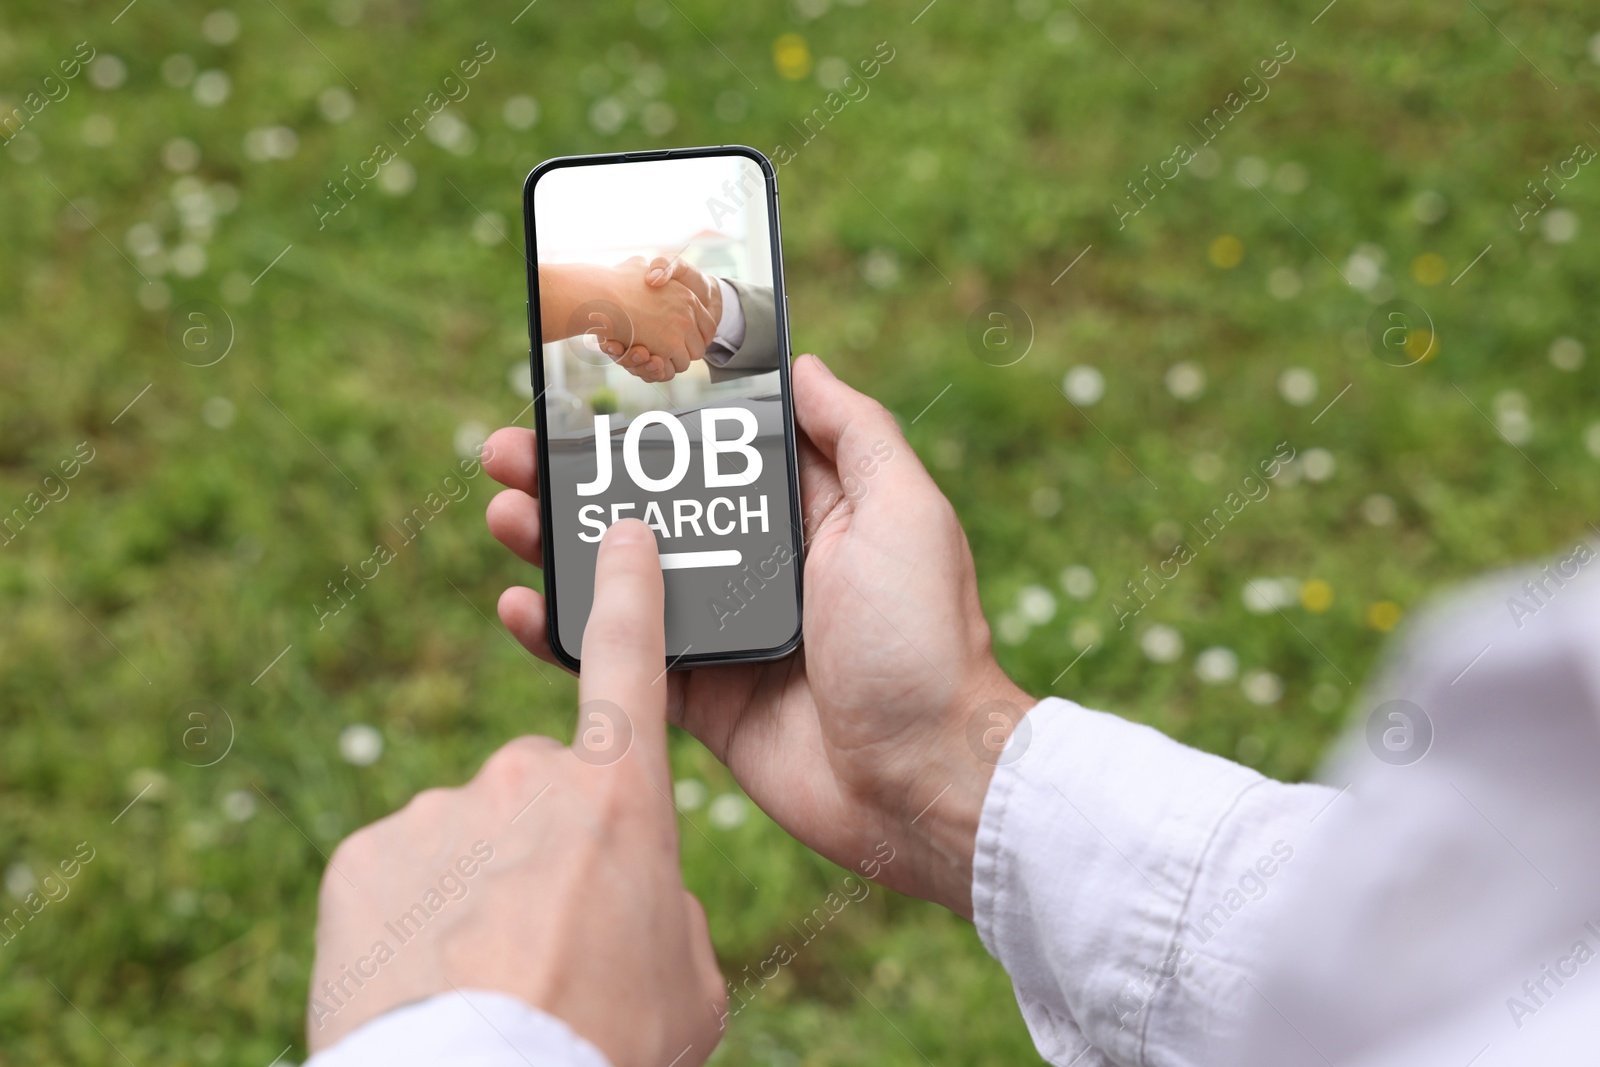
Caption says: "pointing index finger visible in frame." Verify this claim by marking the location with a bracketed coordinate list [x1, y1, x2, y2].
[576, 520, 673, 795]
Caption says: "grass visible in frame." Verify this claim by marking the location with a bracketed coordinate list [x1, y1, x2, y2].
[1, 0, 1598, 1062]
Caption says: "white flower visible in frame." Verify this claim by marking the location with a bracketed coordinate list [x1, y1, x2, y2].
[707, 793, 747, 829]
[1063, 365, 1105, 406]
[1017, 584, 1057, 625]
[1548, 337, 1584, 372]
[162, 54, 197, 87]
[201, 10, 242, 45]
[588, 97, 627, 135]
[163, 138, 201, 173]
[202, 397, 236, 429]
[454, 421, 490, 462]
[1060, 565, 1096, 600]
[1233, 156, 1270, 189]
[1189, 452, 1223, 483]
[1195, 647, 1238, 684]
[82, 115, 116, 146]
[125, 222, 162, 258]
[1344, 245, 1384, 291]
[1243, 578, 1293, 614]
[996, 613, 1029, 646]
[1278, 367, 1317, 406]
[641, 101, 677, 137]
[1267, 266, 1302, 300]
[222, 789, 257, 821]
[471, 211, 507, 247]
[860, 248, 899, 289]
[194, 70, 231, 107]
[1361, 494, 1397, 526]
[319, 87, 356, 123]
[5, 863, 37, 898]
[1030, 486, 1062, 517]
[1242, 670, 1283, 705]
[1542, 209, 1579, 244]
[673, 779, 707, 811]
[1070, 619, 1101, 649]
[244, 126, 299, 162]
[90, 55, 128, 90]
[1494, 391, 1532, 445]
[378, 159, 416, 196]
[339, 724, 384, 766]
[507, 361, 534, 399]
[503, 95, 540, 130]
[1141, 624, 1183, 664]
[171, 243, 207, 278]
[815, 56, 850, 90]
[426, 113, 474, 155]
[1165, 361, 1206, 401]
[1301, 448, 1336, 482]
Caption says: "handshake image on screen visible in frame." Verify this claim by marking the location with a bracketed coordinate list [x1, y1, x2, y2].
[538, 256, 778, 385]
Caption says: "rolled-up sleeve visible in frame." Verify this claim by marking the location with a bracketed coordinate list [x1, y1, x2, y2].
[973, 698, 1335, 1067]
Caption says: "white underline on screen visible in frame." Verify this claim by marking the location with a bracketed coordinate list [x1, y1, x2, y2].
[659, 550, 742, 570]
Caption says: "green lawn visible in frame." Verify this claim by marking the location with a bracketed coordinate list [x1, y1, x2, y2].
[2, 0, 1598, 1062]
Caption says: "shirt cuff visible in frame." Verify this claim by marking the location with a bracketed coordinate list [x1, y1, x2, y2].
[971, 697, 1333, 1067]
[305, 989, 613, 1067]
[704, 276, 745, 367]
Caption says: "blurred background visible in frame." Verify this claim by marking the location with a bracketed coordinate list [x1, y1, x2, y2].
[2, 0, 1598, 1063]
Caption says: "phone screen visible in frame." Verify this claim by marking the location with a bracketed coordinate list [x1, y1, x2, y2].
[524, 148, 802, 668]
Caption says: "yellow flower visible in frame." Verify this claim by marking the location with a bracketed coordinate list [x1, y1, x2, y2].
[1406, 326, 1439, 363]
[773, 33, 811, 81]
[1410, 252, 1447, 286]
[1300, 579, 1333, 612]
[1367, 600, 1403, 632]
[1208, 235, 1244, 269]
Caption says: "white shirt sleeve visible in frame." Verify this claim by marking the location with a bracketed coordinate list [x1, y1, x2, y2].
[972, 697, 1335, 1067]
[702, 276, 746, 368]
[304, 989, 612, 1067]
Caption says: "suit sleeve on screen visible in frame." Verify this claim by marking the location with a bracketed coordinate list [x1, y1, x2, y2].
[706, 279, 780, 383]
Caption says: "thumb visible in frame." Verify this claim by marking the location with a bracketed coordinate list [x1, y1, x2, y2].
[644, 256, 677, 286]
[576, 520, 672, 794]
[792, 354, 905, 469]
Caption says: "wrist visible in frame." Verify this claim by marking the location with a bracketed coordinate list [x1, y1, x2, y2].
[539, 263, 623, 343]
[877, 666, 1035, 918]
[706, 274, 725, 327]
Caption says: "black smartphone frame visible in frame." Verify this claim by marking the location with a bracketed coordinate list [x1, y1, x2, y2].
[520, 145, 805, 672]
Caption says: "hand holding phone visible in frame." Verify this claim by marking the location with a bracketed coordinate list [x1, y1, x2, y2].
[484, 355, 1033, 920]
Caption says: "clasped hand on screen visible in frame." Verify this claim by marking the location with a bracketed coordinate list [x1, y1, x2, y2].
[537, 256, 725, 384]
[309, 356, 1031, 1065]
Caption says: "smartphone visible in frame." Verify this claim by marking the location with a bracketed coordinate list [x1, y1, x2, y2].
[522, 146, 803, 671]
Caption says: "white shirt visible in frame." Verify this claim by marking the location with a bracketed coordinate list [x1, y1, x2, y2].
[305, 989, 609, 1067]
[701, 276, 746, 367]
[309, 545, 1600, 1066]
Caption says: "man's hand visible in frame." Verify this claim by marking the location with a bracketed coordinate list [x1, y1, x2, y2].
[538, 258, 716, 384]
[483, 356, 1032, 917]
[598, 257, 724, 383]
[642, 256, 722, 324]
[307, 521, 726, 1066]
